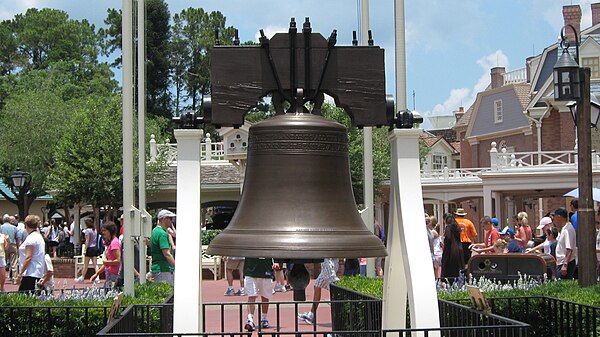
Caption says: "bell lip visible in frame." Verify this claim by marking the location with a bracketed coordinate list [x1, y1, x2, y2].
[206, 245, 388, 259]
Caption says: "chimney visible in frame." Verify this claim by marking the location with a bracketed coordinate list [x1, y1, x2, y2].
[526, 56, 535, 83]
[593, 3, 600, 26]
[454, 106, 465, 122]
[490, 67, 505, 89]
[563, 5, 581, 44]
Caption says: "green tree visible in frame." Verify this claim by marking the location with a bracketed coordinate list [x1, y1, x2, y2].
[171, 8, 236, 111]
[45, 94, 169, 213]
[0, 20, 21, 76]
[321, 103, 391, 205]
[144, 0, 172, 119]
[0, 7, 115, 217]
[101, 0, 173, 118]
[0, 71, 78, 217]
[46, 95, 124, 209]
[10, 8, 100, 72]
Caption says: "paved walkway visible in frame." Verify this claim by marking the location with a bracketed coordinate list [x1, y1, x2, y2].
[3, 277, 335, 334]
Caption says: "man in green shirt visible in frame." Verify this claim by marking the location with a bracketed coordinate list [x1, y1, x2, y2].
[243, 257, 278, 331]
[150, 209, 176, 285]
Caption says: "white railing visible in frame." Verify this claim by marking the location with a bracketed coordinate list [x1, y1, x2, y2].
[503, 67, 527, 85]
[496, 150, 577, 168]
[149, 134, 226, 165]
[421, 167, 488, 181]
[420, 142, 586, 182]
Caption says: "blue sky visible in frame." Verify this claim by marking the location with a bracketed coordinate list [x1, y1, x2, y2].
[0, 1, 592, 128]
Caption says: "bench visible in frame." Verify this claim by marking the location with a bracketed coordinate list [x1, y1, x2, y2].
[202, 245, 222, 280]
[76, 244, 222, 280]
[74, 244, 103, 278]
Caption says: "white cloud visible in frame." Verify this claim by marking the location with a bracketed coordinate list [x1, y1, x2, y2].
[473, 50, 509, 93]
[423, 50, 510, 119]
[0, 0, 43, 20]
[429, 88, 470, 116]
[405, 0, 486, 51]
[254, 25, 288, 43]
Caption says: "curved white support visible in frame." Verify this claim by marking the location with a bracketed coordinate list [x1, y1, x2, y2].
[383, 129, 440, 335]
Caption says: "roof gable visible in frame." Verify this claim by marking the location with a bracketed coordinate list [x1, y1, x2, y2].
[466, 84, 531, 138]
[430, 138, 457, 154]
[532, 46, 558, 93]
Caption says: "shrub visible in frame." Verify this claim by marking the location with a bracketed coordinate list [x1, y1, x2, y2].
[0, 282, 173, 337]
[202, 229, 223, 245]
[337, 275, 600, 306]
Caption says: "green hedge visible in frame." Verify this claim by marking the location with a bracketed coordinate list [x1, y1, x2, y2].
[202, 229, 222, 245]
[337, 276, 600, 306]
[0, 282, 173, 337]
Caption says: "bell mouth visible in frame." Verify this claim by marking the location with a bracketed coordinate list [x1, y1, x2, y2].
[207, 229, 387, 259]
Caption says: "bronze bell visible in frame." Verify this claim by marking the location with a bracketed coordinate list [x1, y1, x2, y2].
[207, 112, 387, 259]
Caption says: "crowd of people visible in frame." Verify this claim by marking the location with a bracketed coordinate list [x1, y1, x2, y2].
[0, 208, 179, 294]
[1, 204, 594, 331]
[427, 201, 590, 283]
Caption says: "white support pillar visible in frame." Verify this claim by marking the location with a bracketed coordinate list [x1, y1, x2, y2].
[383, 129, 440, 333]
[435, 202, 444, 222]
[173, 129, 203, 333]
[483, 186, 493, 219]
[493, 192, 502, 220]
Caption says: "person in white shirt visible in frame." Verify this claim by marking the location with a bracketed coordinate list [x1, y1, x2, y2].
[554, 207, 577, 279]
[17, 215, 46, 292]
[0, 232, 8, 291]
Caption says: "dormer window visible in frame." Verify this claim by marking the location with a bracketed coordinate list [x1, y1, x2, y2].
[494, 99, 503, 124]
[582, 57, 600, 79]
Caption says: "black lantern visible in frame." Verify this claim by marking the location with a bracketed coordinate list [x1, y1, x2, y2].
[553, 25, 581, 102]
[553, 51, 581, 101]
[566, 95, 600, 128]
[10, 168, 31, 189]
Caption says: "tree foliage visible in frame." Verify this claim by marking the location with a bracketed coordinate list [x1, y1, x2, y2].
[171, 8, 236, 112]
[7, 8, 100, 73]
[0, 9, 119, 216]
[321, 103, 391, 205]
[145, 0, 172, 119]
[46, 95, 123, 207]
[101, 0, 172, 119]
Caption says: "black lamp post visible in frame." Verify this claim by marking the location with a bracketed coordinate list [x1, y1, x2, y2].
[9, 168, 31, 220]
[553, 25, 596, 287]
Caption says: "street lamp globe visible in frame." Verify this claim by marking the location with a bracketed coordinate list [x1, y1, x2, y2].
[565, 95, 600, 127]
[10, 168, 31, 189]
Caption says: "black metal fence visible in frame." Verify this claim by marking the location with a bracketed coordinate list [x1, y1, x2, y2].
[97, 285, 600, 337]
[0, 305, 111, 336]
[453, 296, 600, 337]
[329, 284, 382, 335]
[98, 299, 350, 336]
[329, 284, 529, 337]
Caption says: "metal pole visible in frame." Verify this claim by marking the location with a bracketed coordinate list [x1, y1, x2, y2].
[122, 0, 135, 296]
[360, 0, 376, 278]
[137, 0, 147, 285]
[577, 67, 595, 287]
[394, 0, 407, 109]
